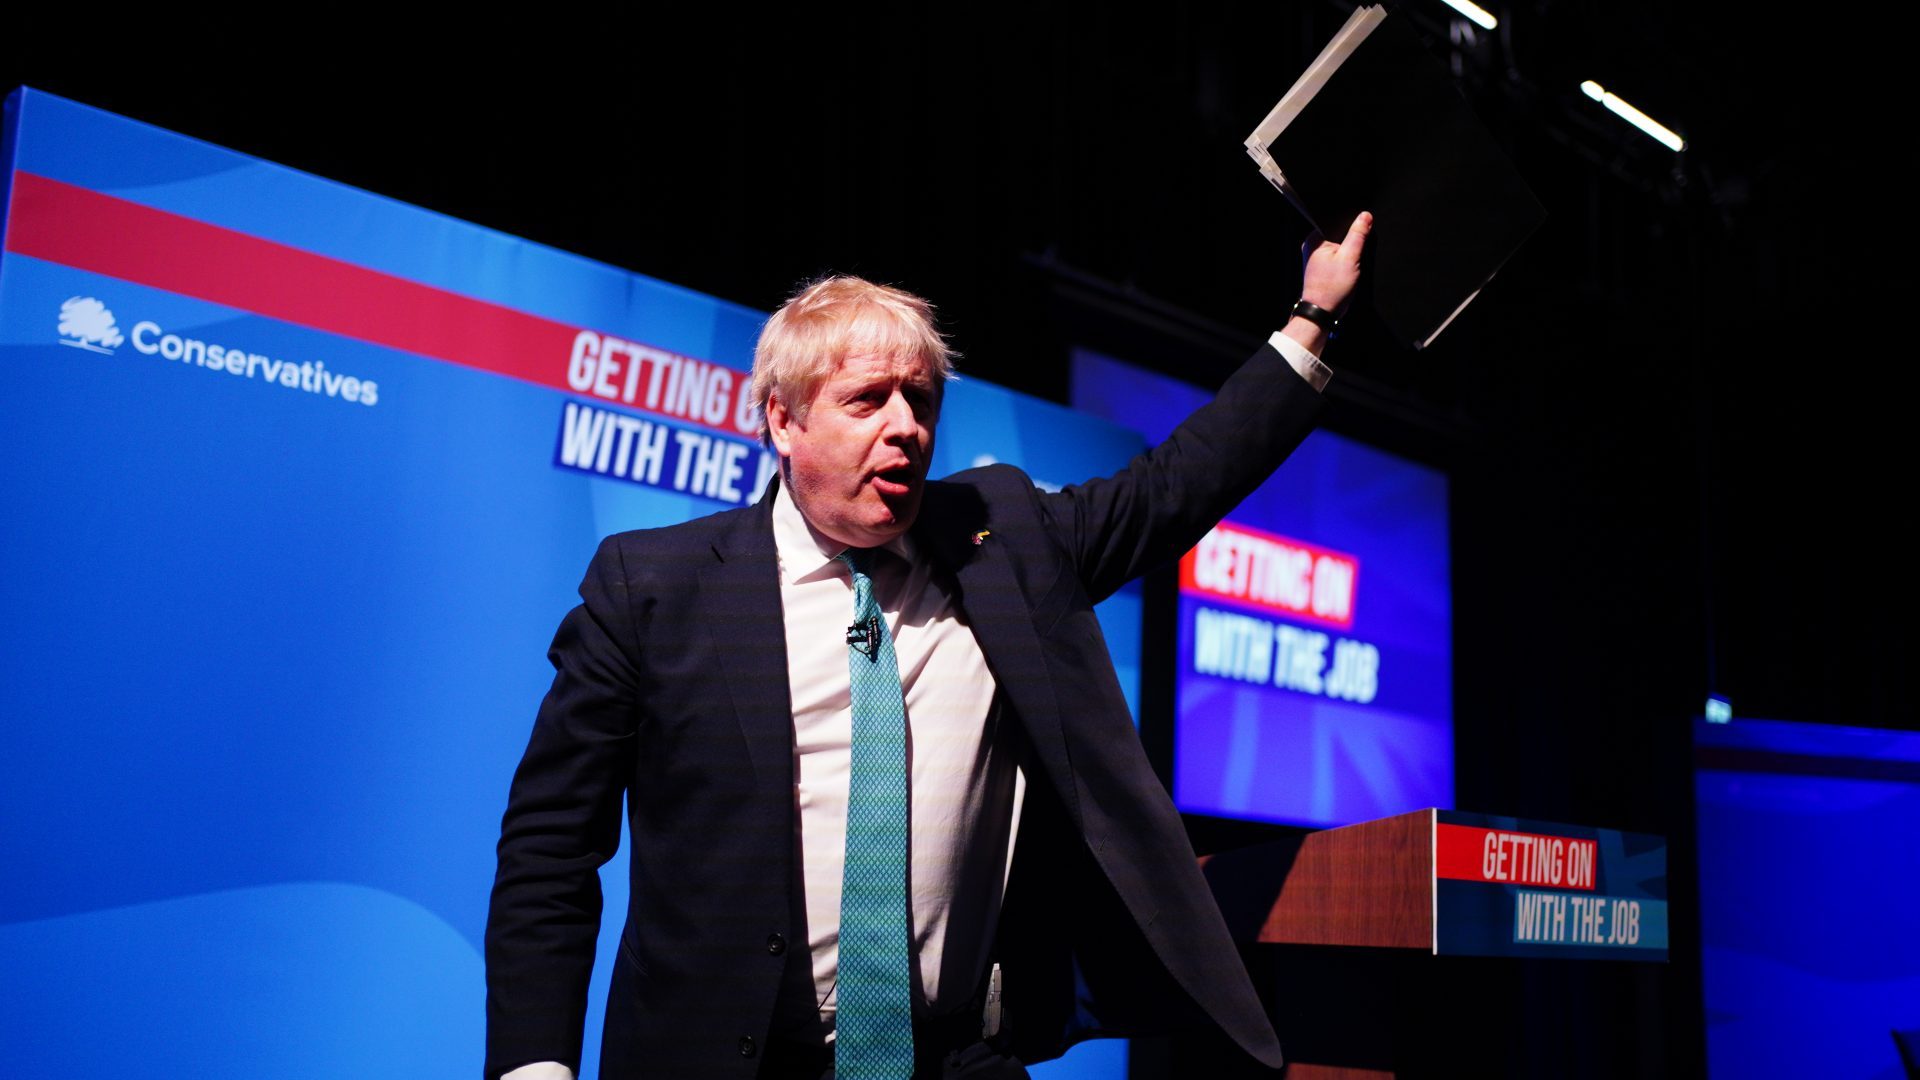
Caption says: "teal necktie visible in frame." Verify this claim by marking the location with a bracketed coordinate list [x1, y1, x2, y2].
[834, 547, 915, 1080]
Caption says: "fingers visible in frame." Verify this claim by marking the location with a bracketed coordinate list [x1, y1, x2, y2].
[1296, 211, 1372, 317]
[1341, 211, 1373, 257]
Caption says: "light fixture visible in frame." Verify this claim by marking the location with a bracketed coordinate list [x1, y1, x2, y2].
[1704, 695, 1732, 725]
[1581, 80, 1687, 152]
[1439, 0, 1497, 30]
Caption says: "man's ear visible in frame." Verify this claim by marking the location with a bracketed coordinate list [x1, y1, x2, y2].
[766, 392, 798, 458]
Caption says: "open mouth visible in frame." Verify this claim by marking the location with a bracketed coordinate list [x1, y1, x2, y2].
[873, 465, 917, 496]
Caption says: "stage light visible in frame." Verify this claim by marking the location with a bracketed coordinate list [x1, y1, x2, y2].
[1439, 0, 1497, 30]
[1704, 695, 1732, 725]
[1580, 81, 1687, 152]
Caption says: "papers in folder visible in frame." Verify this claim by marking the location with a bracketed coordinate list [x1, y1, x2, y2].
[1246, 5, 1546, 349]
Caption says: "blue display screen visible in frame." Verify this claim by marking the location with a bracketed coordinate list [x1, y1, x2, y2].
[1695, 717, 1920, 1079]
[1072, 348, 1453, 827]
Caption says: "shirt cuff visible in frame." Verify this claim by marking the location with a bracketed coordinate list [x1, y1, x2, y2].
[501, 1064, 575, 1080]
[1267, 329, 1332, 393]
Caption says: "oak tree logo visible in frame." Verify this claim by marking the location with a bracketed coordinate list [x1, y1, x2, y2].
[57, 296, 125, 354]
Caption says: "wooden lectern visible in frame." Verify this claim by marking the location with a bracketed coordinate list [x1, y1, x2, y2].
[1193, 809, 1668, 1078]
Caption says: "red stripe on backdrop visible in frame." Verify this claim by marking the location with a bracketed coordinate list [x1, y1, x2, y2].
[4, 171, 749, 436]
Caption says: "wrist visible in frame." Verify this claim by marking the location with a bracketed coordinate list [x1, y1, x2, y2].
[1281, 315, 1330, 356]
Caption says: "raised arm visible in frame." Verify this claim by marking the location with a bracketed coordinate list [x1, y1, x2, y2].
[1039, 212, 1371, 602]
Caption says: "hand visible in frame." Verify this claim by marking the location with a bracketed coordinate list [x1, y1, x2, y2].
[1299, 210, 1372, 315]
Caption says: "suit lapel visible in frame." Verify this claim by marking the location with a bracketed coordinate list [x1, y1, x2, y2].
[914, 483, 1080, 825]
[697, 481, 795, 794]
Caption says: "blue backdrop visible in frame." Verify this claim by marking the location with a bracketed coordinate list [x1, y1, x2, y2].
[0, 87, 1136, 1079]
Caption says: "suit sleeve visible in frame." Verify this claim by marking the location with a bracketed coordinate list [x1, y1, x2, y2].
[1038, 342, 1323, 603]
[484, 534, 641, 1079]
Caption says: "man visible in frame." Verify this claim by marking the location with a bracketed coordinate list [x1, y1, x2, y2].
[485, 212, 1371, 1080]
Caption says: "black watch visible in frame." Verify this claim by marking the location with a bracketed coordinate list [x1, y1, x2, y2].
[1290, 299, 1339, 332]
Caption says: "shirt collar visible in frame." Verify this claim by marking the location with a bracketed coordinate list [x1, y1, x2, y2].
[771, 480, 916, 586]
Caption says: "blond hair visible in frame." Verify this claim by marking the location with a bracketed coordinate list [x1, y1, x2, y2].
[750, 275, 955, 444]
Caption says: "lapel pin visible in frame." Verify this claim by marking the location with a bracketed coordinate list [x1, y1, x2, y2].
[971, 529, 992, 546]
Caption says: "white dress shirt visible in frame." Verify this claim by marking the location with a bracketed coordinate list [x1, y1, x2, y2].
[500, 331, 1325, 1080]
[770, 482, 1021, 1040]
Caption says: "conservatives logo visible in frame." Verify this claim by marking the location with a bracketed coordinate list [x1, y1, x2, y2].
[52, 295, 380, 407]
[57, 296, 125, 354]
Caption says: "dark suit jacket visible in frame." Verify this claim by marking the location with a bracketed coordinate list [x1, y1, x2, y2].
[485, 342, 1322, 1079]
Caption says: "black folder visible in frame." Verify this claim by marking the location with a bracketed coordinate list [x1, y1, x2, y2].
[1246, 6, 1546, 349]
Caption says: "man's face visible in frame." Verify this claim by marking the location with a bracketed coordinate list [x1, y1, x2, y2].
[767, 349, 939, 550]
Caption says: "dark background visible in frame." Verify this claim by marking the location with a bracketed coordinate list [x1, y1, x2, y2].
[7, 4, 1914, 1075]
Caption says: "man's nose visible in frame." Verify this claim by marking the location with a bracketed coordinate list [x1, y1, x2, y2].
[878, 391, 917, 441]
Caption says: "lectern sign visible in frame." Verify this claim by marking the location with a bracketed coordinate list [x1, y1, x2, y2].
[1432, 811, 1668, 960]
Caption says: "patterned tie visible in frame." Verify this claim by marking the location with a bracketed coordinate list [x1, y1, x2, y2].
[834, 547, 915, 1080]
